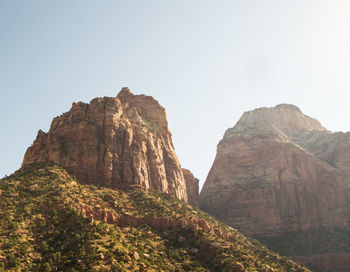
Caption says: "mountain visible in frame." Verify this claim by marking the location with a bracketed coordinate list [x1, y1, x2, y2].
[200, 104, 350, 272]
[0, 163, 309, 271]
[1, 90, 311, 271]
[22, 88, 196, 204]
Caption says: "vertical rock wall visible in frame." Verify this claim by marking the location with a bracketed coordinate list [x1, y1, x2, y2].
[22, 88, 189, 201]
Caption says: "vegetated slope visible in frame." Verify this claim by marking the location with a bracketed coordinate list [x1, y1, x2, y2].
[0, 163, 309, 272]
[200, 104, 350, 272]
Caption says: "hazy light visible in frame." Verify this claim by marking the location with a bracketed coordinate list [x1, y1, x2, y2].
[1, 1, 350, 189]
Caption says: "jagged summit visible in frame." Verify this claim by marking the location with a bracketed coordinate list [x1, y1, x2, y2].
[117, 86, 133, 98]
[22, 88, 197, 203]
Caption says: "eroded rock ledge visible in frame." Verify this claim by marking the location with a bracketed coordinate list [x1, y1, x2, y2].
[79, 203, 233, 241]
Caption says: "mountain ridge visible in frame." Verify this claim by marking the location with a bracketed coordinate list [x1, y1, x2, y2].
[2, 88, 344, 271]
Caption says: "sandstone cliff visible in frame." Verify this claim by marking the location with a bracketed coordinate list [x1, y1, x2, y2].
[22, 88, 190, 201]
[200, 104, 350, 271]
[182, 168, 199, 207]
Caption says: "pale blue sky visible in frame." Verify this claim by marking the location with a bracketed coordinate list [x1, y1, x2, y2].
[1, 1, 350, 189]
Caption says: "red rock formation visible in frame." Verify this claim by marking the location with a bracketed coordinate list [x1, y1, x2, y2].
[182, 168, 199, 207]
[200, 104, 350, 271]
[78, 203, 234, 241]
[22, 88, 188, 201]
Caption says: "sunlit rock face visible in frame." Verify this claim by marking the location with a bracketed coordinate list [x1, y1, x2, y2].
[200, 104, 350, 271]
[22, 88, 188, 201]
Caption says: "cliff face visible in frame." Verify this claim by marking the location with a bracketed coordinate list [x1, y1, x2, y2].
[22, 88, 189, 201]
[182, 168, 199, 207]
[200, 104, 350, 271]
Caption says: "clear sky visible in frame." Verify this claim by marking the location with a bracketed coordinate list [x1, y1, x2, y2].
[1, 1, 350, 189]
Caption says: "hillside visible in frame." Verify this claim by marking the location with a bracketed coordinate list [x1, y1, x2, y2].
[0, 163, 309, 272]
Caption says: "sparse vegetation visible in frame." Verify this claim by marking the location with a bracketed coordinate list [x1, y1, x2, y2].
[0, 163, 309, 271]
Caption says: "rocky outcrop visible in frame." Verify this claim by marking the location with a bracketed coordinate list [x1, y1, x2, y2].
[200, 104, 350, 271]
[79, 203, 233, 241]
[22, 88, 188, 201]
[182, 168, 199, 207]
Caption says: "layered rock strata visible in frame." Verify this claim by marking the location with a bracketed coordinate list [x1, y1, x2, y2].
[200, 104, 350, 271]
[22, 88, 189, 201]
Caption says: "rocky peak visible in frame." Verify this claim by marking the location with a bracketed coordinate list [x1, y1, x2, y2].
[229, 104, 326, 138]
[200, 104, 350, 272]
[117, 87, 133, 98]
[275, 103, 301, 112]
[201, 104, 348, 236]
[117, 89, 169, 133]
[22, 88, 191, 202]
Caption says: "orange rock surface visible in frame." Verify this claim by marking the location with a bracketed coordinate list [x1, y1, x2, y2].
[22, 88, 189, 201]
